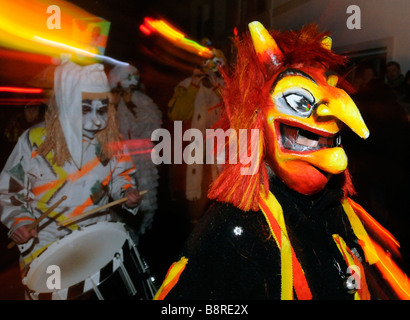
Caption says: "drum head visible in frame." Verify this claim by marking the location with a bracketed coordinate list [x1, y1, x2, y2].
[24, 222, 128, 293]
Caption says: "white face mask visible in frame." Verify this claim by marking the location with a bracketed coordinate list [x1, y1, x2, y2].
[82, 97, 109, 139]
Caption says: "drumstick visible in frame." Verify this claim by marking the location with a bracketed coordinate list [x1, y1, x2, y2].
[8, 195, 67, 249]
[58, 190, 147, 227]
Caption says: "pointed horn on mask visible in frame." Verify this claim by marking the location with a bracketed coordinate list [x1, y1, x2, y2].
[249, 21, 284, 73]
[321, 36, 332, 50]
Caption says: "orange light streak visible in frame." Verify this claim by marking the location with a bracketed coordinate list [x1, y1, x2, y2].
[32, 36, 129, 66]
[0, 0, 96, 55]
[0, 87, 43, 94]
[140, 17, 214, 59]
[108, 139, 153, 157]
[0, 48, 54, 65]
[139, 24, 152, 36]
[0, 0, 121, 65]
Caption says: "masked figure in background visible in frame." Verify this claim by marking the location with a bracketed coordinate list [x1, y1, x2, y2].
[167, 47, 225, 226]
[1, 100, 46, 169]
[109, 64, 162, 244]
[154, 22, 409, 300]
[0, 61, 142, 275]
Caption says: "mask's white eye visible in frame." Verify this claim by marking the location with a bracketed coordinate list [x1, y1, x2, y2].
[275, 88, 315, 117]
[284, 93, 313, 114]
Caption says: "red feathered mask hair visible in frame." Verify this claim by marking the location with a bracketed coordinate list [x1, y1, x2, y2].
[207, 24, 356, 212]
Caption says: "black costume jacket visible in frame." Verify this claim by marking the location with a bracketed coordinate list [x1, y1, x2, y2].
[164, 176, 397, 300]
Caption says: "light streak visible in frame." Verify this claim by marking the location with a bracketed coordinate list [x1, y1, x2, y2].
[33, 36, 129, 66]
[0, 0, 127, 66]
[0, 87, 43, 94]
[139, 24, 152, 36]
[140, 17, 214, 59]
[108, 139, 153, 157]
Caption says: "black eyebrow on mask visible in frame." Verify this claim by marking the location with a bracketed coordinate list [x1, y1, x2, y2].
[272, 68, 317, 89]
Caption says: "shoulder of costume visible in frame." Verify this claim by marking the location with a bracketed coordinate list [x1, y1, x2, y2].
[131, 90, 153, 103]
[178, 77, 194, 88]
[26, 122, 46, 148]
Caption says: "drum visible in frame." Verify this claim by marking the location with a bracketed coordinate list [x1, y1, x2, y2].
[22, 221, 157, 300]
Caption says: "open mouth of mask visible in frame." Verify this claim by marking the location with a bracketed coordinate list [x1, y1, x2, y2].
[280, 122, 341, 152]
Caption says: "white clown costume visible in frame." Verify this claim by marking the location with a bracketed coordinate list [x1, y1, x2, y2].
[109, 65, 162, 240]
[0, 61, 140, 272]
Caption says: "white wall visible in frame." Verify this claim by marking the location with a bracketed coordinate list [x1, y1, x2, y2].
[265, 0, 410, 74]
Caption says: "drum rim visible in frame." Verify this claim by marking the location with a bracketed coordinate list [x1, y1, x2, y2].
[23, 221, 129, 296]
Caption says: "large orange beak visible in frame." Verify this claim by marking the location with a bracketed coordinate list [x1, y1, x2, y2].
[316, 89, 369, 140]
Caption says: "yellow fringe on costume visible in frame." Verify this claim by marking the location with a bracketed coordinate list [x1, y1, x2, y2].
[153, 257, 188, 300]
[259, 191, 312, 300]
